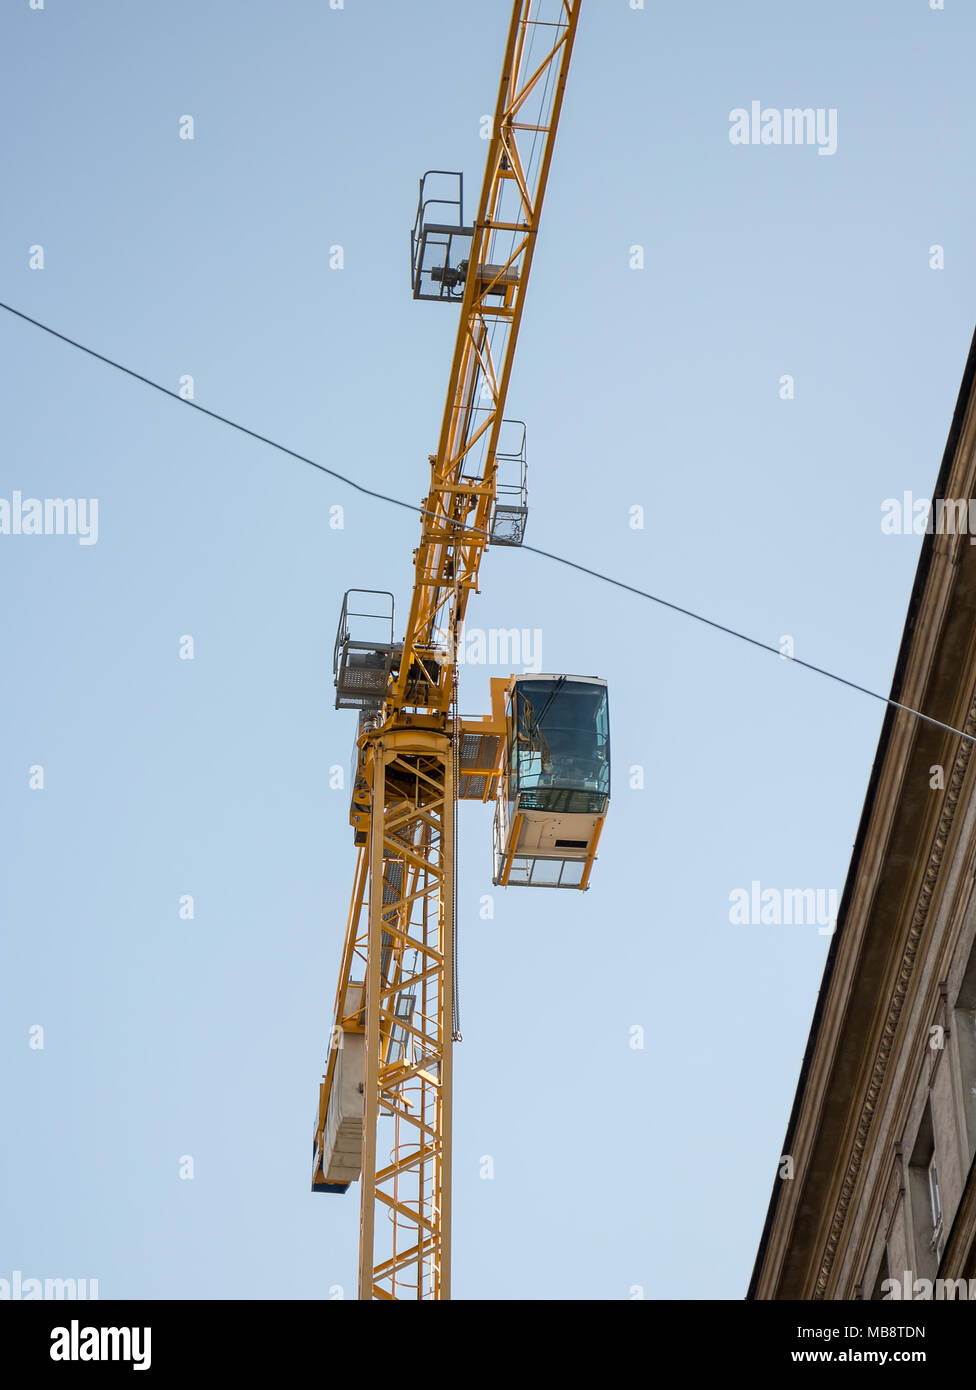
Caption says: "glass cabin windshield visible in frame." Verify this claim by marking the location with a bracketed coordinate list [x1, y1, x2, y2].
[513, 679, 609, 813]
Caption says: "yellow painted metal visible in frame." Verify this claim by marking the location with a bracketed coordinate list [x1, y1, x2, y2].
[391, 0, 584, 715]
[579, 815, 604, 892]
[453, 676, 509, 803]
[487, 675, 609, 889]
[500, 812, 522, 887]
[357, 731, 454, 1300]
[314, 0, 583, 1299]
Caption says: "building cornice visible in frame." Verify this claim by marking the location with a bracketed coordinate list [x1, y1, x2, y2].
[749, 326, 976, 1299]
[813, 692, 976, 1296]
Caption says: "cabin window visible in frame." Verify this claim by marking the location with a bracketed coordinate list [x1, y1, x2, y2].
[512, 678, 609, 813]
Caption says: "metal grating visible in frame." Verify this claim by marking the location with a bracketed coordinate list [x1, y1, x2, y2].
[490, 504, 527, 547]
[457, 774, 488, 800]
[459, 733, 500, 770]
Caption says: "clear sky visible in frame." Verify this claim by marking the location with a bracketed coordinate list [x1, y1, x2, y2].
[2, 0, 975, 1301]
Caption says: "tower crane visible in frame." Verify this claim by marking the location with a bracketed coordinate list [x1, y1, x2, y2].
[311, 0, 608, 1300]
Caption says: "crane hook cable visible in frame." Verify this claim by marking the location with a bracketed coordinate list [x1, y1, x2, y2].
[1, 297, 972, 749]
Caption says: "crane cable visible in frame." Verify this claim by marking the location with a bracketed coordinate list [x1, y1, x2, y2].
[449, 567, 462, 1043]
[1, 298, 974, 750]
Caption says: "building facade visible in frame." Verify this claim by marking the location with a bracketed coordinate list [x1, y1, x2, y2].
[750, 332, 976, 1300]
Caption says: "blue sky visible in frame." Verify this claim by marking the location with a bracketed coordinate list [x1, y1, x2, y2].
[2, 0, 975, 1300]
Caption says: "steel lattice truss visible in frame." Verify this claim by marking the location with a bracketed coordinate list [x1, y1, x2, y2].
[314, 0, 583, 1300]
[393, 0, 583, 715]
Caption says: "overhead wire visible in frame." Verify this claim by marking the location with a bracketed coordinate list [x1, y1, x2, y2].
[1, 296, 973, 748]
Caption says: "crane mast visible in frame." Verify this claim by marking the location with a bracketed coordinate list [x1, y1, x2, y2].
[312, 1, 585, 1301]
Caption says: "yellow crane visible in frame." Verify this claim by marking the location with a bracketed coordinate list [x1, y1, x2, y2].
[311, 0, 608, 1300]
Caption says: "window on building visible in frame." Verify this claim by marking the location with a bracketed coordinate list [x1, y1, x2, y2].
[954, 931, 976, 1161]
[927, 1154, 942, 1227]
[908, 1103, 943, 1278]
[927, 1155, 945, 1263]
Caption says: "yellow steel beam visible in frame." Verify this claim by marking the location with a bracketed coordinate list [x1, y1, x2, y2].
[391, 0, 583, 714]
[313, 1, 583, 1300]
[355, 730, 454, 1300]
